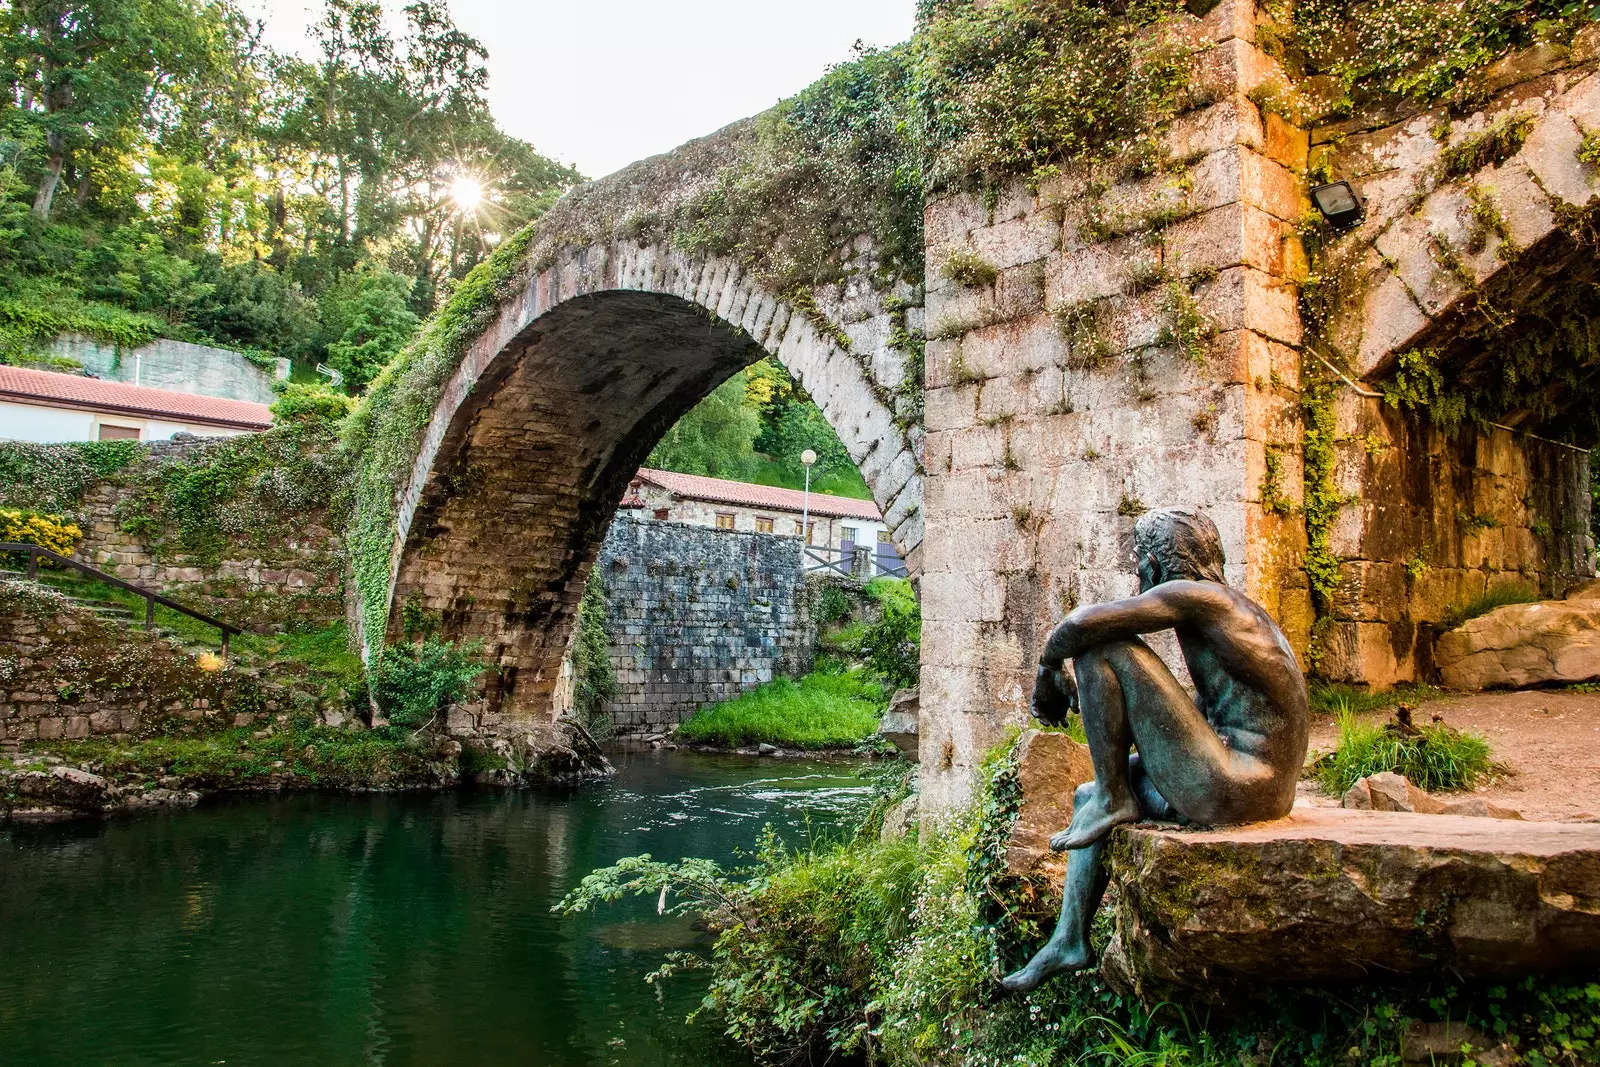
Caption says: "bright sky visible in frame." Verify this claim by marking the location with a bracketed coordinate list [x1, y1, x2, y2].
[245, 0, 918, 180]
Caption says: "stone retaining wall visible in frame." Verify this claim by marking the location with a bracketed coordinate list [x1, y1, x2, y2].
[0, 581, 268, 743]
[3, 433, 347, 632]
[595, 514, 814, 734]
[52, 335, 288, 405]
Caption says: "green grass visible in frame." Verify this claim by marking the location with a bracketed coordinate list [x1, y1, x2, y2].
[1308, 681, 1444, 717]
[676, 668, 886, 749]
[27, 725, 434, 791]
[1315, 710, 1494, 795]
[21, 566, 232, 651]
[1441, 581, 1540, 630]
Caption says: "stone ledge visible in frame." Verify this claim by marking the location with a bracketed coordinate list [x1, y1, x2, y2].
[1104, 807, 1600, 1000]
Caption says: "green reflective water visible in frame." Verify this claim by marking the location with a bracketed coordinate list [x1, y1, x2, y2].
[0, 747, 872, 1066]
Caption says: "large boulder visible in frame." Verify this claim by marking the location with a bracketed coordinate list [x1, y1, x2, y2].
[12, 765, 115, 812]
[877, 687, 920, 759]
[1005, 729, 1094, 879]
[1342, 772, 1523, 819]
[1102, 807, 1600, 1000]
[1435, 583, 1600, 689]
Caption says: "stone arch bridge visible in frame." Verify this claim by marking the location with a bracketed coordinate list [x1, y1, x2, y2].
[350, 124, 925, 722]
[349, 2, 1600, 811]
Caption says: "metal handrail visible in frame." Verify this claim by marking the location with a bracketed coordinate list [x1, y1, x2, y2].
[801, 544, 910, 580]
[0, 543, 241, 660]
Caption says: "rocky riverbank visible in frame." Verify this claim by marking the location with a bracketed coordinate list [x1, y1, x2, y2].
[1, 719, 612, 821]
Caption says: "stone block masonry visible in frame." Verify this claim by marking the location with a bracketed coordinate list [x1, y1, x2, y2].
[0, 580, 269, 743]
[0, 432, 348, 632]
[918, 0, 1312, 811]
[596, 514, 814, 734]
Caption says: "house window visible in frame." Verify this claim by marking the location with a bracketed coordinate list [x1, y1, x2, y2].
[98, 423, 140, 441]
[755, 517, 774, 534]
[715, 513, 736, 531]
[840, 526, 858, 545]
[654, 508, 670, 521]
[877, 530, 894, 543]
[797, 520, 816, 544]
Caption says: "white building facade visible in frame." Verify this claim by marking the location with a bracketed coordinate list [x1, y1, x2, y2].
[0, 365, 272, 444]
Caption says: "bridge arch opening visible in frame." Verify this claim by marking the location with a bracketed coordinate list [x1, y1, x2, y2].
[383, 277, 918, 723]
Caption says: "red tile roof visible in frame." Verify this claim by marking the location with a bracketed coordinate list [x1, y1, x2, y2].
[0, 365, 273, 431]
[636, 467, 883, 521]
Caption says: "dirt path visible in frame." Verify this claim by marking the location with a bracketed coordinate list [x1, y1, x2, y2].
[1306, 689, 1600, 822]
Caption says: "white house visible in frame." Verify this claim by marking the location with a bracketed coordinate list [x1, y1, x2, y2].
[0, 365, 272, 443]
[621, 467, 907, 578]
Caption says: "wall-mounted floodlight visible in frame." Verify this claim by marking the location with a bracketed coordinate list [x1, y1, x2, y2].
[1310, 181, 1365, 228]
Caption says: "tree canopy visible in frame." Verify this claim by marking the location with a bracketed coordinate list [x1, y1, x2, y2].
[646, 359, 873, 499]
[0, 0, 582, 379]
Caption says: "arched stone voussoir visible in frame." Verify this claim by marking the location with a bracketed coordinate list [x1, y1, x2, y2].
[366, 237, 922, 724]
[1332, 74, 1600, 379]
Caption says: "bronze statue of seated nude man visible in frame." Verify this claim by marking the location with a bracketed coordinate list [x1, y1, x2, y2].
[1000, 507, 1309, 993]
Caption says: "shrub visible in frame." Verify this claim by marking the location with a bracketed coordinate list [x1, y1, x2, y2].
[572, 568, 617, 738]
[555, 827, 924, 1063]
[323, 267, 422, 393]
[560, 734, 1597, 1067]
[941, 247, 998, 288]
[849, 577, 921, 691]
[369, 637, 486, 729]
[270, 382, 357, 426]
[0, 507, 83, 563]
[814, 582, 855, 626]
[1315, 708, 1494, 794]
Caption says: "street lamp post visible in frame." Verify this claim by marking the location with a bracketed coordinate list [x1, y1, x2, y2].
[800, 449, 817, 552]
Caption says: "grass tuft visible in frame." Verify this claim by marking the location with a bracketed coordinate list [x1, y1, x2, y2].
[1441, 582, 1540, 630]
[1315, 709, 1493, 795]
[1308, 681, 1443, 717]
[676, 667, 885, 749]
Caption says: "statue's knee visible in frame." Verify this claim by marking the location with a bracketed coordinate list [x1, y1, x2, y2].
[1074, 644, 1113, 673]
[1073, 782, 1096, 806]
[1076, 638, 1148, 672]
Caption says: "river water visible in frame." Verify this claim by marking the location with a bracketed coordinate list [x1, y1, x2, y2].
[0, 747, 873, 1066]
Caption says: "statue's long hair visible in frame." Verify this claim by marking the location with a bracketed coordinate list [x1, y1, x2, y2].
[1134, 507, 1226, 585]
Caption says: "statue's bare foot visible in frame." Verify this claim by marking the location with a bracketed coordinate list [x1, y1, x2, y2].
[1050, 787, 1139, 851]
[999, 938, 1092, 993]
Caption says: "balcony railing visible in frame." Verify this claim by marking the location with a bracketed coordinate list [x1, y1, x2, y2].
[801, 543, 908, 581]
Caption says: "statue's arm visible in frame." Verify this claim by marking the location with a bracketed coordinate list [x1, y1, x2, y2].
[1036, 584, 1203, 668]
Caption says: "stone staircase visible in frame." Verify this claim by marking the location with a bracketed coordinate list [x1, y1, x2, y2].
[0, 557, 238, 661]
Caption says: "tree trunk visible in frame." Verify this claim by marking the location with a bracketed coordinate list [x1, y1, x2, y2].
[72, 166, 92, 209]
[32, 152, 65, 220]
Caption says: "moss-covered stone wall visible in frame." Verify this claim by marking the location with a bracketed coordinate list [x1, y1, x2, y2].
[0, 430, 348, 631]
[0, 581, 271, 743]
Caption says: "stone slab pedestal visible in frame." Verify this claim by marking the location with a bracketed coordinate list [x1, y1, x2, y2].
[1005, 729, 1094, 881]
[1103, 807, 1600, 1000]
